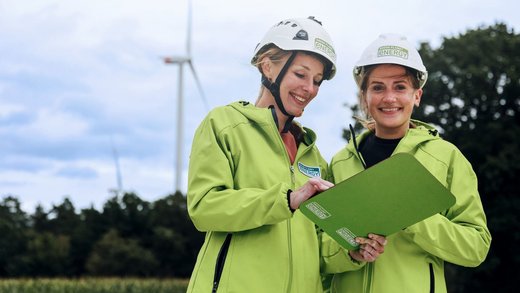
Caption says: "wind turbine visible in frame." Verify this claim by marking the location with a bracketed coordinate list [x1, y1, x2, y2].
[163, 0, 208, 193]
[110, 135, 123, 196]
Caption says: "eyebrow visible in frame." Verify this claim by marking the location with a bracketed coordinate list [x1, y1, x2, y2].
[369, 77, 409, 84]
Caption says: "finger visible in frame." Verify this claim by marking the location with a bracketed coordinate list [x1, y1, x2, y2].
[367, 235, 386, 253]
[321, 179, 334, 188]
[363, 243, 383, 258]
[312, 177, 334, 188]
[359, 245, 374, 257]
[366, 240, 384, 254]
[312, 183, 331, 192]
[356, 237, 377, 248]
[317, 178, 333, 187]
[368, 234, 388, 246]
[359, 248, 376, 262]
[349, 250, 361, 262]
[319, 183, 332, 191]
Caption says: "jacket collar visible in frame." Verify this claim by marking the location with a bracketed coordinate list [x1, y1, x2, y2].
[346, 119, 441, 155]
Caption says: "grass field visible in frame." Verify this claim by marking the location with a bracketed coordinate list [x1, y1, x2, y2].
[0, 278, 189, 293]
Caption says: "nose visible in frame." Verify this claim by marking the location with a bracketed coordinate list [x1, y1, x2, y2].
[382, 90, 397, 102]
[302, 77, 314, 93]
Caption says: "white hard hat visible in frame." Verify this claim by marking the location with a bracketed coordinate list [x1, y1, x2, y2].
[251, 16, 337, 80]
[353, 33, 428, 88]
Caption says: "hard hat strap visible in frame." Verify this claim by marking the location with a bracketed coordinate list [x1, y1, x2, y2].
[269, 106, 294, 133]
[261, 51, 297, 118]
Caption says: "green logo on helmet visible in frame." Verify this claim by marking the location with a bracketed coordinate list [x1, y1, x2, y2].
[315, 38, 336, 61]
[377, 46, 409, 59]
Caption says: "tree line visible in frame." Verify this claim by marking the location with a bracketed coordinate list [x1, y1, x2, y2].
[0, 191, 203, 278]
[416, 22, 519, 293]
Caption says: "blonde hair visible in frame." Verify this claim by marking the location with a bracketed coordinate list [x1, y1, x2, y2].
[252, 45, 292, 104]
[355, 64, 421, 130]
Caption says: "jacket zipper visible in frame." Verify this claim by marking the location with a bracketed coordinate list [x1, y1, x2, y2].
[286, 219, 293, 293]
[363, 262, 374, 293]
[212, 233, 232, 293]
[285, 166, 296, 293]
[270, 108, 301, 293]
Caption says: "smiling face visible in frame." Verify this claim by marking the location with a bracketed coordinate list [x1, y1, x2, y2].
[258, 51, 325, 121]
[363, 64, 422, 139]
[278, 52, 325, 117]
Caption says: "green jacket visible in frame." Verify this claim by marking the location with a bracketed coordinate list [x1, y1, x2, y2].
[187, 101, 329, 293]
[322, 120, 491, 293]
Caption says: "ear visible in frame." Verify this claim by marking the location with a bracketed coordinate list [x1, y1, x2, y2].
[260, 57, 273, 81]
[414, 89, 423, 107]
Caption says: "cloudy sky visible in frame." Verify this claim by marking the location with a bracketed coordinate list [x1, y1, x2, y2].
[1, 0, 519, 212]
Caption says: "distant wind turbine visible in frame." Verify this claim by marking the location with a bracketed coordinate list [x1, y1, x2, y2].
[163, 0, 208, 192]
[110, 135, 123, 196]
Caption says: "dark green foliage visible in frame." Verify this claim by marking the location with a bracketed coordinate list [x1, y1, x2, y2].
[85, 229, 159, 276]
[0, 196, 29, 276]
[148, 192, 204, 276]
[415, 23, 519, 292]
[0, 192, 203, 278]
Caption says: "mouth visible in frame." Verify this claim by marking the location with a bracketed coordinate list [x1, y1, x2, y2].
[291, 93, 307, 104]
[379, 107, 402, 113]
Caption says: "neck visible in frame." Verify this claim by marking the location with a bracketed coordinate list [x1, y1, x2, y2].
[256, 93, 288, 132]
[374, 126, 408, 139]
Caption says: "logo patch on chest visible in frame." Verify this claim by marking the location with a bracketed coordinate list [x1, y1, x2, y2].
[297, 162, 321, 178]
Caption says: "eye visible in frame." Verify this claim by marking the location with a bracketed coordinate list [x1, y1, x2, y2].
[395, 84, 408, 91]
[371, 84, 384, 91]
[295, 72, 305, 78]
[313, 79, 322, 86]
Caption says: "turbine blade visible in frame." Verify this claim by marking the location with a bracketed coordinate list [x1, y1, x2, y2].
[188, 60, 209, 110]
[186, 0, 192, 55]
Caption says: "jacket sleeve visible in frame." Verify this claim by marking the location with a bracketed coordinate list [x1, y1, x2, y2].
[320, 230, 365, 274]
[404, 150, 492, 267]
[187, 115, 293, 232]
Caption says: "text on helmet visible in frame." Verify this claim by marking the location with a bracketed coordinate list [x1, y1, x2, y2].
[377, 45, 408, 60]
[315, 38, 336, 61]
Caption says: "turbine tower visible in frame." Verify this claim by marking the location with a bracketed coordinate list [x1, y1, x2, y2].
[163, 0, 207, 192]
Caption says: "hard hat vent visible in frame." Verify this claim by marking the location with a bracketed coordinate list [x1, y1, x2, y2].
[294, 30, 309, 40]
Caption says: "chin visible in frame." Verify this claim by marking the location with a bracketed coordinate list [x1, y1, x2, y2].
[291, 110, 304, 117]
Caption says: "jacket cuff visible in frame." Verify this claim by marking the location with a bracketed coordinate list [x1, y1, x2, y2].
[286, 189, 295, 213]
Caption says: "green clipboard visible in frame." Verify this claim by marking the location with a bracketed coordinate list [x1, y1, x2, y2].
[300, 152, 456, 250]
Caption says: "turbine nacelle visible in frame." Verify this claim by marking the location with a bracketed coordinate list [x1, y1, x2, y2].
[163, 56, 191, 64]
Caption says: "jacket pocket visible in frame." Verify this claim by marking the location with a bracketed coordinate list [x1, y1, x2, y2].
[212, 233, 232, 293]
[429, 263, 435, 293]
